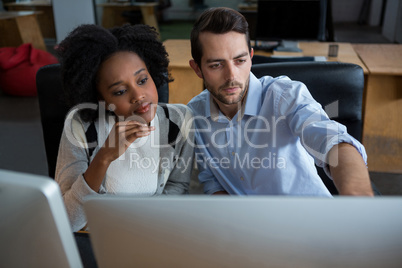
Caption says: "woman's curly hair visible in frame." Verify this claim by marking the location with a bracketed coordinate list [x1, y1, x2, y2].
[57, 24, 171, 121]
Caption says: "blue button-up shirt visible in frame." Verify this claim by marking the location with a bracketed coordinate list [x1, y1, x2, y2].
[187, 73, 367, 196]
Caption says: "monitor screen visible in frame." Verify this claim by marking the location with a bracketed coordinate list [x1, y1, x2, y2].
[255, 0, 325, 42]
[0, 169, 83, 268]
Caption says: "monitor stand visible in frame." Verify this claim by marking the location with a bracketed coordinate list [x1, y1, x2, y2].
[274, 40, 302, 52]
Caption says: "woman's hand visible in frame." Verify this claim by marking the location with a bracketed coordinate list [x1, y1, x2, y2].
[83, 120, 154, 192]
[100, 120, 155, 163]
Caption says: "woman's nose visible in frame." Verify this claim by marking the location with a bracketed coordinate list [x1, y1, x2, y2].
[129, 88, 145, 104]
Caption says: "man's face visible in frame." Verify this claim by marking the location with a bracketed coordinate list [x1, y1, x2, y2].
[190, 31, 253, 115]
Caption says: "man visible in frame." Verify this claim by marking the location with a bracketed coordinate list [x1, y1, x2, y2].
[187, 7, 373, 196]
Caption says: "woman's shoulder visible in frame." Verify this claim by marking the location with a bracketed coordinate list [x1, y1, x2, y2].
[64, 109, 98, 135]
[157, 103, 193, 122]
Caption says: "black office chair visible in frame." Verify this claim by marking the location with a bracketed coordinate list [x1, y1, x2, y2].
[251, 61, 380, 195]
[36, 63, 169, 179]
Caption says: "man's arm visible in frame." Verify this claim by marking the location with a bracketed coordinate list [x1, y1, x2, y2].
[328, 143, 374, 196]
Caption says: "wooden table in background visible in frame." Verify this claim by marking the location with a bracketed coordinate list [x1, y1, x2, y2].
[164, 40, 367, 104]
[164, 39, 203, 104]
[353, 44, 402, 173]
[257, 41, 368, 73]
[238, 2, 258, 11]
[0, 11, 46, 51]
[5, 1, 56, 39]
[97, 2, 159, 34]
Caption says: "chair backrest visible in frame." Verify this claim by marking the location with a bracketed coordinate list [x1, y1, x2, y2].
[36, 63, 169, 178]
[251, 61, 366, 194]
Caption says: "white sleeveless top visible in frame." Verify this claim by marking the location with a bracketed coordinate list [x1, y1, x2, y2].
[101, 115, 160, 195]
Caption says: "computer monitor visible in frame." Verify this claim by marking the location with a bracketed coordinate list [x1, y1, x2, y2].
[0, 169, 83, 268]
[255, 0, 327, 51]
[84, 195, 402, 267]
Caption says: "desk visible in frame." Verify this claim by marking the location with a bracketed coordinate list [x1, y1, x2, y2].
[5, 1, 56, 39]
[97, 2, 159, 34]
[353, 44, 402, 173]
[259, 42, 368, 73]
[238, 2, 257, 11]
[0, 11, 46, 51]
[164, 39, 203, 104]
[164, 40, 367, 104]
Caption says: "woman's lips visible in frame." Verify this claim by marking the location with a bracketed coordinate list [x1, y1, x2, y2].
[135, 102, 150, 114]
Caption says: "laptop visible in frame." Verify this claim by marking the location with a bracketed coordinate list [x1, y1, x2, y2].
[84, 195, 402, 268]
[0, 169, 83, 268]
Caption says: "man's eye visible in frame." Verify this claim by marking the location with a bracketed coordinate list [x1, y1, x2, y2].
[138, 77, 148, 85]
[236, 59, 246, 64]
[210, 63, 221, 69]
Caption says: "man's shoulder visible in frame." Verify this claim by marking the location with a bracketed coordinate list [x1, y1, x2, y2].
[187, 89, 208, 113]
[254, 73, 306, 98]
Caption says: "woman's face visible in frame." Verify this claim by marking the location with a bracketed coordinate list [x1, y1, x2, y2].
[97, 51, 158, 124]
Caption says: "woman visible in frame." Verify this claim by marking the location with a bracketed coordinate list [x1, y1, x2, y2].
[55, 24, 194, 231]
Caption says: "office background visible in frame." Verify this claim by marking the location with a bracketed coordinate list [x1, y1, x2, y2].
[0, 0, 401, 195]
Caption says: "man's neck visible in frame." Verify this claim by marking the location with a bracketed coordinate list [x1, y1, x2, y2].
[216, 102, 241, 120]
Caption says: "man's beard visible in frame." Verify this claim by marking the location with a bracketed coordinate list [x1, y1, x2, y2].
[204, 76, 249, 105]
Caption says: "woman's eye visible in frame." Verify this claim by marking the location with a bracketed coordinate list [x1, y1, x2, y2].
[138, 77, 148, 85]
[113, 89, 127, 96]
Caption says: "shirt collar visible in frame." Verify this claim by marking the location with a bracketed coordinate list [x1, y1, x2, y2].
[243, 72, 263, 117]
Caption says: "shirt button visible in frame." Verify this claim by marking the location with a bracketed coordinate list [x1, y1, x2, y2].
[160, 183, 164, 188]
[232, 152, 235, 156]
[240, 177, 244, 181]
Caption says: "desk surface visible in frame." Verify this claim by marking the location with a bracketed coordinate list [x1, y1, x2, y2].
[238, 2, 257, 11]
[255, 42, 368, 74]
[97, 2, 158, 7]
[0, 10, 42, 19]
[4, 1, 51, 7]
[166, 40, 368, 73]
[353, 44, 402, 75]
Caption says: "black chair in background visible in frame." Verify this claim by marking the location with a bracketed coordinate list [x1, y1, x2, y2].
[36, 63, 169, 179]
[251, 61, 380, 195]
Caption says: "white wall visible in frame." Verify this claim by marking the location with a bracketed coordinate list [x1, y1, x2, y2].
[325, 0, 383, 25]
[52, 0, 96, 43]
[331, 0, 365, 22]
